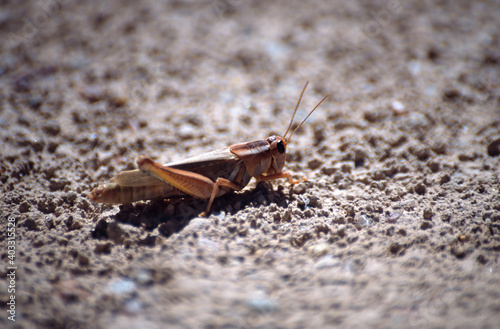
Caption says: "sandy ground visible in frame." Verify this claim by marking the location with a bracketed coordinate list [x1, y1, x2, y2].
[1, 0, 500, 328]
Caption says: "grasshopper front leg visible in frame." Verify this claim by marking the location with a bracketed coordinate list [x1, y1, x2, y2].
[137, 156, 245, 215]
[257, 172, 307, 185]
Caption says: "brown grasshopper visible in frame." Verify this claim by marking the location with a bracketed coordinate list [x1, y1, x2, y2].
[89, 82, 329, 215]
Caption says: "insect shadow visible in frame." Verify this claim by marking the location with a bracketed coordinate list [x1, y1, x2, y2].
[104, 181, 294, 239]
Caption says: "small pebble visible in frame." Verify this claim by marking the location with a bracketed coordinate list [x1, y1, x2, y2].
[427, 160, 440, 172]
[124, 299, 142, 315]
[322, 167, 337, 175]
[238, 226, 248, 236]
[420, 220, 433, 230]
[390, 100, 406, 115]
[95, 242, 113, 254]
[29, 96, 42, 109]
[176, 124, 195, 141]
[413, 182, 426, 195]
[42, 121, 61, 136]
[30, 139, 44, 152]
[46, 140, 61, 154]
[107, 222, 124, 244]
[423, 207, 433, 219]
[134, 269, 153, 285]
[308, 159, 323, 170]
[389, 242, 404, 255]
[451, 246, 467, 259]
[22, 218, 39, 231]
[49, 178, 69, 191]
[77, 253, 90, 266]
[309, 243, 332, 257]
[107, 278, 136, 295]
[308, 195, 320, 208]
[384, 211, 401, 223]
[19, 201, 30, 213]
[216, 254, 229, 265]
[32, 236, 47, 247]
[273, 212, 281, 222]
[282, 209, 291, 222]
[294, 183, 306, 195]
[247, 296, 279, 313]
[355, 213, 372, 227]
[340, 163, 352, 173]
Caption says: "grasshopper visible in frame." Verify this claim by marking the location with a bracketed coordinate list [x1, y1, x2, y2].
[89, 82, 329, 215]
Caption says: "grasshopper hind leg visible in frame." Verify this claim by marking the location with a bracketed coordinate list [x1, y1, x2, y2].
[137, 156, 246, 216]
[201, 177, 244, 216]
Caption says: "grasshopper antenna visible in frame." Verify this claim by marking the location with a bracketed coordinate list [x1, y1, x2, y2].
[283, 81, 309, 141]
[286, 91, 330, 144]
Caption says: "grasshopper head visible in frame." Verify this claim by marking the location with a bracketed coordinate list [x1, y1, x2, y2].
[268, 135, 287, 174]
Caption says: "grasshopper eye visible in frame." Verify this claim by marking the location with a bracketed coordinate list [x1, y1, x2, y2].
[277, 140, 285, 154]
